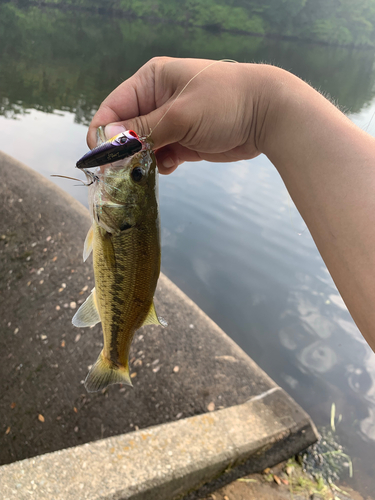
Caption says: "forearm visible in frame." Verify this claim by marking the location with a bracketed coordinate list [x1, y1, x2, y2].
[259, 65, 375, 352]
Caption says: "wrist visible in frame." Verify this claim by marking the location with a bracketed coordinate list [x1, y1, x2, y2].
[251, 65, 300, 158]
[253, 64, 361, 176]
[238, 63, 296, 160]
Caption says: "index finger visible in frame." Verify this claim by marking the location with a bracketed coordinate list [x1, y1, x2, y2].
[87, 58, 168, 149]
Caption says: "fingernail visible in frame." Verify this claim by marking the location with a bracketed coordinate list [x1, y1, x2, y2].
[104, 123, 125, 140]
[162, 157, 175, 169]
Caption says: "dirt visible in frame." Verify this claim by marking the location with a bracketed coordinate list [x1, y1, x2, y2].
[200, 462, 373, 500]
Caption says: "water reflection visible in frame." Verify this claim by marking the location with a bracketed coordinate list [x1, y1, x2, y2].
[347, 365, 372, 396]
[278, 273, 375, 449]
[2, 4, 375, 122]
[299, 341, 338, 374]
[0, 109, 88, 206]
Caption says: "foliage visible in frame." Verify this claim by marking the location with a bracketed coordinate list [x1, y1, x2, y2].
[292, 0, 375, 46]
[21, 0, 375, 47]
[1, 2, 375, 124]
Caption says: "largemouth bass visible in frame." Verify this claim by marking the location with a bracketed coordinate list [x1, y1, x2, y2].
[73, 127, 166, 392]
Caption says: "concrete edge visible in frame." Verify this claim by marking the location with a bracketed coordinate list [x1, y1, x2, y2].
[157, 273, 279, 390]
[0, 387, 318, 500]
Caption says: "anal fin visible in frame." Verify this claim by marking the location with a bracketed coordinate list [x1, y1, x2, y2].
[142, 301, 168, 327]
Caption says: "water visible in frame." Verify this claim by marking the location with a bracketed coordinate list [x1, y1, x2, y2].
[1, 3, 375, 496]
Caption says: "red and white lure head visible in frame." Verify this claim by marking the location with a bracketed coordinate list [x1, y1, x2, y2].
[110, 129, 139, 145]
[76, 129, 143, 169]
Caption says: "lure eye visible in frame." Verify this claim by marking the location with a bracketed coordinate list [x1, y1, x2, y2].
[118, 135, 127, 144]
[131, 167, 144, 183]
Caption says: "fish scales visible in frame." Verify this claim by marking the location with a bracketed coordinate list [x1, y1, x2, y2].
[72, 130, 166, 392]
[94, 220, 160, 367]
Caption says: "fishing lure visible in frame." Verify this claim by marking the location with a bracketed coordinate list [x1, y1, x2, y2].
[76, 130, 142, 169]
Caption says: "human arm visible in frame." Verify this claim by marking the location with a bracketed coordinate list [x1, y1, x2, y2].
[261, 66, 375, 353]
[88, 57, 375, 352]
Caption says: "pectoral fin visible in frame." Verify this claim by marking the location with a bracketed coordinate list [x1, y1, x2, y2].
[72, 288, 101, 327]
[83, 225, 94, 262]
[142, 301, 168, 327]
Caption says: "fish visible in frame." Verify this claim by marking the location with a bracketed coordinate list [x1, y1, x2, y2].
[73, 126, 166, 392]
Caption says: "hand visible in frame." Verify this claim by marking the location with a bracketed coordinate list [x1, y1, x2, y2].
[87, 57, 270, 174]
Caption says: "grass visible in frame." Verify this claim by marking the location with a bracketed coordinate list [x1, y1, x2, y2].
[275, 403, 354, 499]
[283, 457, 349, 499]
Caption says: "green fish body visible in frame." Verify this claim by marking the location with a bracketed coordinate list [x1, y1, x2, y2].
[73, 134, 166, 392]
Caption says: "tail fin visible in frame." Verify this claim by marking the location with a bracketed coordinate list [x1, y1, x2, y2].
[84, 351, 132, 392]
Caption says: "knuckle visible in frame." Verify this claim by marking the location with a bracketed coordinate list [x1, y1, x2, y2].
[131, 116, 151, 138]
[150, 56, 172, 68]
[151, 56, 175, 83]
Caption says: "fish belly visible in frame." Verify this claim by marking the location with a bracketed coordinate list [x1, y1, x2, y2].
[93, 222, 160, 368]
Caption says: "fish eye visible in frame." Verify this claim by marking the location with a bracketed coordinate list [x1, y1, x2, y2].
[131, 167, 144, 183]
[118, 135, 127, 144]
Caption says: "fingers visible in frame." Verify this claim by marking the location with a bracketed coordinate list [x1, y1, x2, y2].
[155, 144, 202, 174]
[87, 105, 121, 148]
[90, 94, 191, 153]
[155, 147, 180, 175]
[87, 56, 209, 151]
[87, 61, 152, 148]
[88, 57, 176, 149]
[88, 94, 186, 152]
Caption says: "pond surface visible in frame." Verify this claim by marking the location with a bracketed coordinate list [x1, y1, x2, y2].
[1, 4, 375, 496]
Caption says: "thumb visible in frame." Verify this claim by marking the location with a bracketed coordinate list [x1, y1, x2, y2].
[102, 121, 183, 174]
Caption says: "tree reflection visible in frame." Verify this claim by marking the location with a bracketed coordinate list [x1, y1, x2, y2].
[1, 4, 375, 124]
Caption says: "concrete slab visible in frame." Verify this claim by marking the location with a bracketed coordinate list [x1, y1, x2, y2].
[0, 151, 318, 499]
[0, 389, 317, 500]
